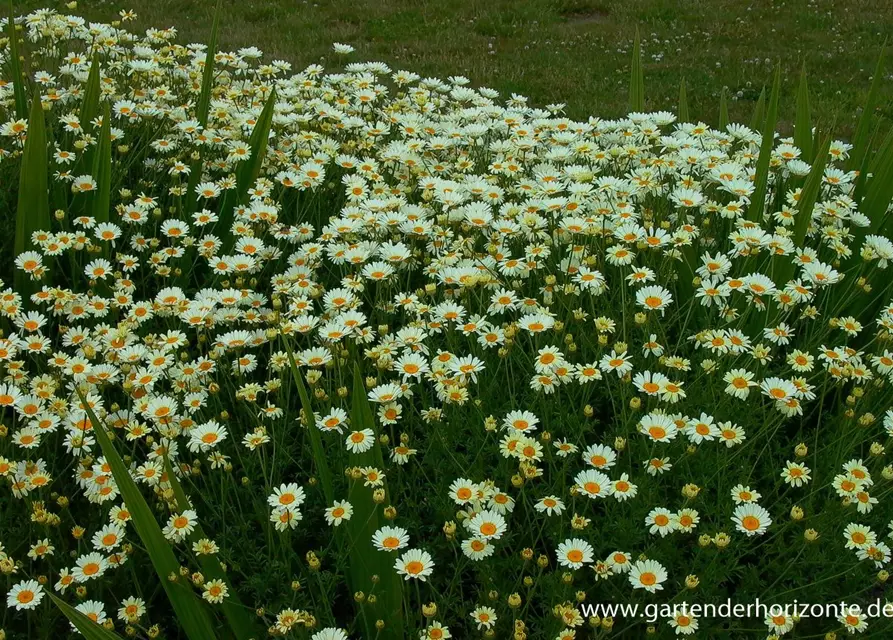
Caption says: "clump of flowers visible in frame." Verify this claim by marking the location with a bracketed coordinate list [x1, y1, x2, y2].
[2, 7, 893, 639]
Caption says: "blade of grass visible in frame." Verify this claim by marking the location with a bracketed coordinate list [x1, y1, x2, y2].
[282, 336, 335, 503]
[678, 79, 689, 123]
[794, 63, 812, 161]
[74, 389, 221, 640]
[746, 66, 781, 222]
[218, 87, 277, 251]
[183, 0, 222, 220]
[628, 28, 644, 113]
[14, 88, 50, 305]
[49, 594, 125, 640]
[790, 133, 831, 250]
[79, 55, 102, 134]
[847, 44, 886, 174]
[843, 130, 893, 320]
[844, 129, 893, 281]
[91, 101, 112, 227]
[345, 365, 403, 639]
[77, 54, 102, 172]
[6, 1, 27, 119]
[162, 456, 262, 640]
[718, 87, 729, 130]
[750, 85, 767, 132]
[869, 135, 893, 236]
[236, 87, 277, 196]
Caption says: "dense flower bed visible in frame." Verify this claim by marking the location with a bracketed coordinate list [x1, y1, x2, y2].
[2, 7, 893, 640]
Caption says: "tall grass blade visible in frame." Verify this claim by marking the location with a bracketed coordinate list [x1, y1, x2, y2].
[750, 85, 766, 131]
[678, 79, 689, 123]
[282, 337, 335, 503]
[794, 63, 812, 161]
[14, 88, 50, 303]
[236, 87, 277, 195]
[345, 365, 403, 639]
[746, 67, 781, 222]
[844, 129, 893, 277]
[79, 55, 102, 132]
[91, 101, 112, 226]
[76, 54, 102, 172]
[629, 28, 644, 112]
[718, 87, 729, 129]
[6, 1, 28, 119]
[162, 457, 261, 640]
[847, 44, 886, 174]
[791, 133, 831, 249]
[183, 0, 222, 220]
[869, 135, 893, 235]
[49, 594, 125, 640]
[196, 0, 221, 128]
[74, 390, 221, 640]
[218, 87, 277, 250]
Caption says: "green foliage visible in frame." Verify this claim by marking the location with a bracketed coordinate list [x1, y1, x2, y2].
[283, 337, 335, 503]
[677, 79, 689, 123]
[75, 390, 222, 640]
[50, 595, 126, 640]
[218, 87, 277, 251]
[628, 27, 644, 112]
[718, 87, 729, 130]
[791, 133, 831, 249]
[345, 366, 404, 638]
[183, 0, 222, 221]
[750, 85, 766, 131]
[847, 44, 887, 175]
[794, 64, 812, 161]
[91, 101, 112, 226]
[6, 0, 27, 119]
[79, 55, 102, 134]
[13, 88, 49, 301]
[162, 457, 263, 640]
[5, 5, 893, 640]
[747, 67, 781, 222]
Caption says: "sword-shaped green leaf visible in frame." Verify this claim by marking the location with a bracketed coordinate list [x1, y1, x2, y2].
[91, 101, 112, 226]
[844, 129, 893, 276]
[791, 133, 831, 249]
[718, 87, 729, 130]
[14, 88, 50, 303]
[74, 389, 221, 640]
[6, 1, 27, 119]
[49, 594, 125, 640]
[282, 336, 334, 503]
[345, 364, 403, 639]
[76, 54, 102, 174]
[678, 79, 689, 123]
[794, 63, 812, 161]
[217, 87, 277, 251]
[868, 134, 893, 235]
[629, 28, 644, 113]
[79, 55, 102, 130]
[747, 66, 781, 222]
[162, 456, 262, 640]
[750, 85, 766, 131]
[183, 0, 222, 220]
[847, 44, 886, 174]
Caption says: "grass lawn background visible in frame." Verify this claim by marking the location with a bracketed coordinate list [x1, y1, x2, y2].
[13, 0, 893, 134]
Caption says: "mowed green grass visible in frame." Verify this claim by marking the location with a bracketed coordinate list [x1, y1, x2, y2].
[12, 0, 893, 133]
